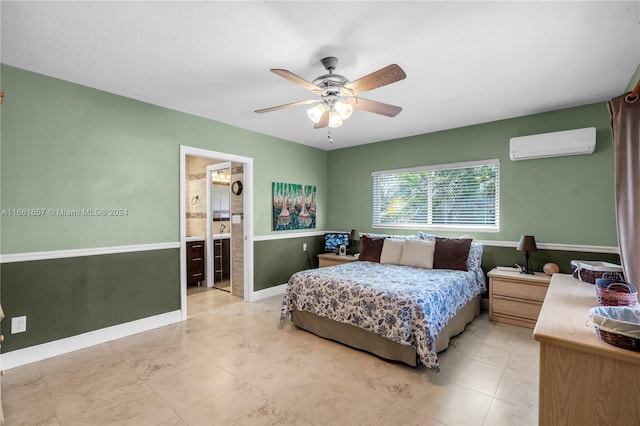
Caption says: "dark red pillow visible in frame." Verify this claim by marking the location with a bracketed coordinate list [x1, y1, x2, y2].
[433, 237, 472, 271]
[358, 235, 385, 263]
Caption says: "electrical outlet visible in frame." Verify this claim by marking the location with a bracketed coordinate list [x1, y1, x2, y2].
[11, 316, 26, 334]
[303, 243, 308, 251]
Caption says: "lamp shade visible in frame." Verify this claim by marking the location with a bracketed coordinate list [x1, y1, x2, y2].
[517, 235, 537, 252]
[334, 100, 353, 120]
[306, 103, 327, 123]
[328, 111, 343, 128]
[349, 229, 358, 241]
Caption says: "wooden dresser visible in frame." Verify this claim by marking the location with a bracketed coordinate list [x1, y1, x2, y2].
[488, 268, 551, 328]
[317, 253, 359, 268]
[186, 239, 205, 285]
[533, 273, 640, 425]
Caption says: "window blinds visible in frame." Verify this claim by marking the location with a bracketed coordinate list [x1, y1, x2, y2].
[372, 159, 500, 231]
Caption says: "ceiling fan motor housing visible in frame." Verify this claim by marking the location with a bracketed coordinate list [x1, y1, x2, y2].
[312, 74, 348, 93]
[312, 57, 348, 94]
[321, 56, 339, 71]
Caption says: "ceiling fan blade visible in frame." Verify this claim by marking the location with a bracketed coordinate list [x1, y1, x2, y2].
[254, 99, 318, 114]
[313, 109, 330, 129]
[341, 64, 406, 96]
[271, 69, 326, 94]
[345, 97, 403, 117]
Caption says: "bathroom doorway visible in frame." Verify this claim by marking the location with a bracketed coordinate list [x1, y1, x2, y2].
[179, 145, 254, 320]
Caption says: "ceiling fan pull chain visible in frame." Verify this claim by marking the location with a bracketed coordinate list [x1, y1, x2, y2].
[327, 127, 333, 144]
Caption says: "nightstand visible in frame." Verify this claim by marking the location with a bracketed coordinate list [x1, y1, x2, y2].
[317, 253, 359, 268]
[488, 268, 551, 328]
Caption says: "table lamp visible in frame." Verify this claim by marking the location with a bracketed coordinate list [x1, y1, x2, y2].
[517, 235, 537, 274]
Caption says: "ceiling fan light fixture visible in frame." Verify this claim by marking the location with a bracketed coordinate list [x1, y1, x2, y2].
[306, 103, 327, 124]
[328, 111, 343, 128]
[334, 100, 353, 120]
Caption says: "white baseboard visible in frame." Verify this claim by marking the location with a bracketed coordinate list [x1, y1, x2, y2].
[1, 310, 182, 370]
[249, 283, 287, 301]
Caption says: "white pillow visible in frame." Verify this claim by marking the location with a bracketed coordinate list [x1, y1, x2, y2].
[380, 238, 405, 265]
[400, 239, 435, 269]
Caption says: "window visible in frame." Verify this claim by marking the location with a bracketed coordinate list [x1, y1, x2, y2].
[372, 159, 499, 232]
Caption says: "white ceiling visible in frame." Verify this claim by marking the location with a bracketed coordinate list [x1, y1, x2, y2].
[1, 1, 639, 151]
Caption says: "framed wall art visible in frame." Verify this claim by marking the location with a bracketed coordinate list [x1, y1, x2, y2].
[272, 181, 316, 231]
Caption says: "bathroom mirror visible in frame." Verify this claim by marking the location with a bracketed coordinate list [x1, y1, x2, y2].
[212, 175, 230, 221]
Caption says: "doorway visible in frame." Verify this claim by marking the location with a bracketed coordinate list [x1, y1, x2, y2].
[179, 146, 254, 320]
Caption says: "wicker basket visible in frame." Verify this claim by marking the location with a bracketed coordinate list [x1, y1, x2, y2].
[588, 306, 640, 351]
[595, 282, 638, 307]
[595, 327, 640, 351]
[571, 260, 624, 284]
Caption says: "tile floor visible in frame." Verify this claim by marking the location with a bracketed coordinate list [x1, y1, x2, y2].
[3, 288, 539, 425]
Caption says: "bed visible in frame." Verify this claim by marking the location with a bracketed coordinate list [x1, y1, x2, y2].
[279, 234, 485, 371]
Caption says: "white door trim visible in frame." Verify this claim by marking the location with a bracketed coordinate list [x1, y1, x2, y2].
[180, 146, 254, 320]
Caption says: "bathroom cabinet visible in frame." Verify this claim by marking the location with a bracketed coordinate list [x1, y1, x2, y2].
[186, 240, 205, 285]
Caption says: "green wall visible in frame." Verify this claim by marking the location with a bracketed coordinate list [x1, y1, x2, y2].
[326, 102, 617, 250]
[0, 65, 328, 353]
[0, 249, 179, 352]
[0, 64, 328, 254]
[254, 235, 324, 291]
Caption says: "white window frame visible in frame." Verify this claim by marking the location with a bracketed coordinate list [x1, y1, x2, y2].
[372, 159, 500, 232]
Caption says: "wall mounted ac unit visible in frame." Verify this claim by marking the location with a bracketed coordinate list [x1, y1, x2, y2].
[509, 127, 596, 161]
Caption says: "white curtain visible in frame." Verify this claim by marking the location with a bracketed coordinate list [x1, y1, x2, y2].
[608, 89, 640, 288]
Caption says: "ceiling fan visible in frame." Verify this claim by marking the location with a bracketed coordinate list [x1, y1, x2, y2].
[255, 57, 406, 129]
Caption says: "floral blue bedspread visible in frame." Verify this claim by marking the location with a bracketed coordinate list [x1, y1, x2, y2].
[280, 261, 486, 370]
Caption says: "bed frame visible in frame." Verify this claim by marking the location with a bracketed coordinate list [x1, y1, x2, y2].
[291, 295, 481, 366]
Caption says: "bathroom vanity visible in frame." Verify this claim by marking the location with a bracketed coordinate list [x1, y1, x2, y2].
[186, 237, 205, 286]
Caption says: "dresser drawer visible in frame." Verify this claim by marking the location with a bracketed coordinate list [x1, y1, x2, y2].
[187, 260, 205, 283]
[188, 257, 204, 272]
[317, 254, 359, 268]
[187, 270, 205, 281]
[187, 242, 205, 257]
[186, 240, 205, 284]
[319, 257, 346, 267]
[492, 278, 548, 302]
[492, 296, 542, 321]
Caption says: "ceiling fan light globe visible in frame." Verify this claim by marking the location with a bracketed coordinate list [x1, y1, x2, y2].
[334, 101, 353, 120]
[306, 104, 327, 124]
[328, 111, 343, 128]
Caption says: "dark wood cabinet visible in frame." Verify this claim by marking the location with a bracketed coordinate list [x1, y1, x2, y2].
[186, 240, 205, 285]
